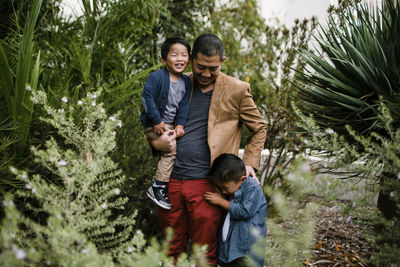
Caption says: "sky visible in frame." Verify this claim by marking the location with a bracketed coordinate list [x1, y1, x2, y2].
[60, 0, 333, 27]
[260, 0, 331, 26]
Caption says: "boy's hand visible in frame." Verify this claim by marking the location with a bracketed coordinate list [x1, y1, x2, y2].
[204, 192, 231, 210]
[204, 192, 224, 205]
[175, 125, 185, 137]
[154, 121, 165, 135]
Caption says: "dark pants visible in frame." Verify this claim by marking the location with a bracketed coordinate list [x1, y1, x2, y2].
[158, 178, 222, 266]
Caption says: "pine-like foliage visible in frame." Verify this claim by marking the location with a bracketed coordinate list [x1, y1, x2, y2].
[264, 159, 318, 266]
[0, 88, 136, 265]
[0, 88, 210, 266]
[27, 88, 137, 253]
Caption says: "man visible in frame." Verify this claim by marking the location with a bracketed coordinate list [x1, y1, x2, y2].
[152, 34, 266, 266]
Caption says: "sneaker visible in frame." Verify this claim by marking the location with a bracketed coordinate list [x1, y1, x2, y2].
[146, 184, 171, 210]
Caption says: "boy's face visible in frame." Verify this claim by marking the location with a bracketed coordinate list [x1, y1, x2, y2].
[217, 176, 246, 196]
[161, 43, 190, 77]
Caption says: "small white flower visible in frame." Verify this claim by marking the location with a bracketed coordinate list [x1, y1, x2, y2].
[136, 230, 143, 235]
[20, 174, 27, 180]
[25, 85, 32, 91]
[109, 116, 116, 121]
[81, 249, 88, 254]
[100, 108, 105, 113]
[117, 122, 122, 128]
[61, 97, 68, 103]
[57, 108, 64, 113]
[91, 102, 96, 107]
[13, 246, 26, 260]
[31, 188, 36, 194]
[10, 233, 15, 238]
[390, 192, 394, 198]
[113, 188, 120, 195]
[46, 260, 51, 265]
[25, 184, 32, 190]
[251, 227, 261, 237]
[101, 202, 107, 209]
[78, 100, 83, 105]
[127, 247, 133, 253]
[31, 96, 38, 103]
[352, 202, 356, 208]
[112, 131, 116, 136]
[91, 94, 97, 99]
[325, 128, 334, 134]
[303, 139, 308, 144]
[4, 200, 15, 207]
[58, 160, 67, 166]
[397, 172, 400, 180]
[201, 245, 207, 252]
[56, 214, 62, 219]
[159, 262, 162, 266]
[113, 144, 116, 149]
[346, 216, 352, 224]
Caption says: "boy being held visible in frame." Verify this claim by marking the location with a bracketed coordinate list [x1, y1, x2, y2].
[204, 154, 267, 267]
[140, 37, 191, 209]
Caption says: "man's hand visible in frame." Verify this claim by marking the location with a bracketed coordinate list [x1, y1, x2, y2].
[245, 165, 260, 184]
[175, 125, 185, 138]
[153, 121, 165, 135]
[151, 129, 177, 153]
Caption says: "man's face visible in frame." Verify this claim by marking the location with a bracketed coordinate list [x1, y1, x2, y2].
[192, 52, 225, 88]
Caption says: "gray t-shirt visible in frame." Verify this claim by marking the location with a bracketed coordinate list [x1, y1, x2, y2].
[171, 86, 212, 180]
[162, 78, 186, 124]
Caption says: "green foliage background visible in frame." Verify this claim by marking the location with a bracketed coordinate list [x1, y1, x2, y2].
[1, 0, 399, 265]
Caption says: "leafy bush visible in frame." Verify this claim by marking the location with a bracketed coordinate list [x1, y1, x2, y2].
[0, 88, 209, 266]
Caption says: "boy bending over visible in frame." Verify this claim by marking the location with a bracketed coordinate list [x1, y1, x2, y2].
[204, 153, 267, 267]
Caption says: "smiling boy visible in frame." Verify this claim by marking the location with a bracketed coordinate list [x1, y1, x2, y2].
[140, 37, 192, 209]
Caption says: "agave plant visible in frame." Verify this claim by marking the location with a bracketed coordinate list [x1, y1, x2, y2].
[296, 0, 400, 136]
[296, 0, 400, 221]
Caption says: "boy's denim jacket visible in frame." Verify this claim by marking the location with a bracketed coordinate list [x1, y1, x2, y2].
[140, 67, 192, 127]
[218, 176, 267, 264]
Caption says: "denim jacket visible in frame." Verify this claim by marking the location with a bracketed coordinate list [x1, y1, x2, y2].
[140, 68, 191, 127]
[218, 176, 267, 266]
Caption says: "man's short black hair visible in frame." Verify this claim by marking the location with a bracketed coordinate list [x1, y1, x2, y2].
[192, 34, 224, 61]
[208, 153, 246, 184]
[161, 37, 191, 60]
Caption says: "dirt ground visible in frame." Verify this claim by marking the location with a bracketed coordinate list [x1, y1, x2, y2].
[305, 195, 374, 266]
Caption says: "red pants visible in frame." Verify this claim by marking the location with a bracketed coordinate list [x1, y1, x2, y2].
[158, 178, 222, 266]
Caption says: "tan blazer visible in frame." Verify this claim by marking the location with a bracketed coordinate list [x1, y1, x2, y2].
[206, 73, 266, 170]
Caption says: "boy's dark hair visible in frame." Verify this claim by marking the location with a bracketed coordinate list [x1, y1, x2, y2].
[161, 37, 191, 60]
[208, 153, 246, 184]
[192, 34, 224, 61]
